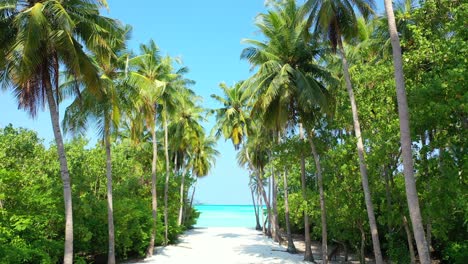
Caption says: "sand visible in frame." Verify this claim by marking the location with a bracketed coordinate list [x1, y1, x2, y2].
[130, 227, 307, 264]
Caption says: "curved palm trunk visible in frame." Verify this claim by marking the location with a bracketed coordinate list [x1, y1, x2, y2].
[45, 78, 73, 264]
[283, 169, 297, 253]
[338, 39, 383, 264]
[146, 112, 158, 257]
[308, 132, 327, 264]
[104, 120, 116, 264]
[163, 109, 170, 245]
[299, 125, 315, 262]
[383, 1, 430, 263]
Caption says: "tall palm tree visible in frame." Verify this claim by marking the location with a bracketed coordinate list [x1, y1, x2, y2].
[128, 40, 168, 256]
[168, 88, 204, 226]
[0, 1, 121, 262]
[383, 0, 431, 262]
[62, 37, 128, 263]
[304, 0, 384, 262]
[159, 59, 191, 244]
[241, 1, 332, 261]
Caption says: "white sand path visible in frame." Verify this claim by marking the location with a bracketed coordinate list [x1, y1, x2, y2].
[131, 227, 307, 264]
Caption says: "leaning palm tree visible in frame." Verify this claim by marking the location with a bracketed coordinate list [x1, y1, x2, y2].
[0, 1, 122, 262]
[383, 0, 431, 262]
[241, 1, 332, 261]
[304, 0, 384, 262]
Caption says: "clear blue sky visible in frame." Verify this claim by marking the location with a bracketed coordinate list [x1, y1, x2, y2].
[0, 0, 268, 205]
[0, 0, 385, 205]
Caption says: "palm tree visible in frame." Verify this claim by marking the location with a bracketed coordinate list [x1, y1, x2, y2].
[241, 1, 332, 261]
[128, 40, 168, 256]
[168, 88, 204, 226]
[304, 0, 384, 262]
[62, 36, 128, 263]
[248, 173, 263, 231]
[159, 59, 191, 244]
[211, 82, 251, 150]
[383, 0, 431, 262]
[0, 1, 121, 262]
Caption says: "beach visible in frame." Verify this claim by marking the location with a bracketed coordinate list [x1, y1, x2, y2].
[130, 227, 306, 264]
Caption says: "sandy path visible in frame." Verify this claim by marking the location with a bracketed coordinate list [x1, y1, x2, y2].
[131, 227, 306, 264]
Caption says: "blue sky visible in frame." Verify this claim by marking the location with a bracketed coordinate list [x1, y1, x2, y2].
[0, 0, 386, 205]
[0, 0, 268, 205]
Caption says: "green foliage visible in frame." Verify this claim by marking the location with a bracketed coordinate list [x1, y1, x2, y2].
[0, 125, 198, 262]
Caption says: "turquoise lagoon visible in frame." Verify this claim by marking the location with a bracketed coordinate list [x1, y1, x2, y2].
[194, 205, 263, 228]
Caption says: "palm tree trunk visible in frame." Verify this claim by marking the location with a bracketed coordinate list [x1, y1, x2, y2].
[104, 120, 116, 264]
[146, 118, 158, 257]
[403, 215, 417, 264]
[178, 165, 188, 226]
[267, 176, 272, 237]
[283, 169, 297, 253]
[163, 109, 170, 245]
[259, 172, 272, 237]
[245, 147, 272, 236]
[308, 132, 327, 264]
[271, 167, 282, 244]
[250, 184, 262, 230]
[299, 124, 315, 262]
[259, 193, 266, 233]
[383, 2, 430, 263]
[338, 39, 383, 264]
[185, 178, 197, 223]
[44, 77, 73, 264]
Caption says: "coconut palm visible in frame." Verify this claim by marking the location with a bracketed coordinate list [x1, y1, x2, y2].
[158, 60, 192, 244]
[0, 1, 122, 262]
[211, 82, 252, 150]
[304, 0, 384, 262]
[383, 0, 431, 262]
[62, 43, 128, 263]
[168, 89, 204, 226]
[127, 40, 168, 256]
[241, 1, 332, 261]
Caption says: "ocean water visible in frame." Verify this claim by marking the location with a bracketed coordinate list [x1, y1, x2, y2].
[194, 205, 261, 228]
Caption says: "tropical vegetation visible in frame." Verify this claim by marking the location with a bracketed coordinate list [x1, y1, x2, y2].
[0, 0, 465, 263]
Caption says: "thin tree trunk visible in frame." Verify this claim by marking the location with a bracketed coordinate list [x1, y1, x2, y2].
[283, 169, 297, 253]
[104, 120, 116, 264]
[308, 132, 327, 263]
[45, 77, 73, 264]
[299, 124, 315, 262]
[146, 114, 158, 257]
[163, 109, 170, 245]
[422, 132, 432, 253]
[250, 184, 262, 230]
[338, 39, 383, 264]
[271, 166, 282, 244]
[358, 222, 366, 264]
[383, 2, 430, 263]
[178, 164, 188, 226]
[185, 178, 197, 223]
[403, 215, 417, 264]
[259, 192, 266, 233]
[245, 147, 272, 237]
[267, 176, 272, 237]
